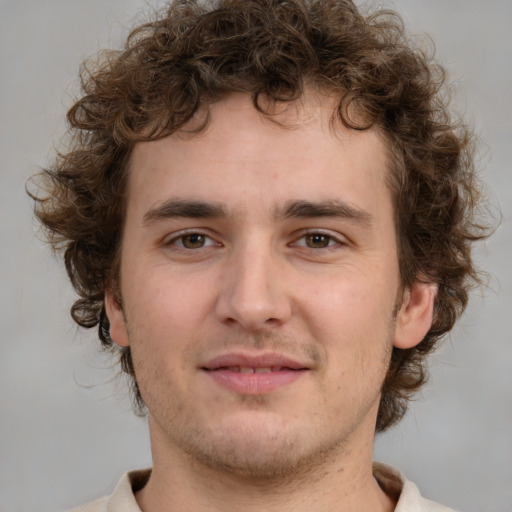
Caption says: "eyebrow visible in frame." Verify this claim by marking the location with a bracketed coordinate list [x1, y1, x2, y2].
[279, 200, 373, 227]
[142, 200, 227, 225]
[142, 198, 372, 228]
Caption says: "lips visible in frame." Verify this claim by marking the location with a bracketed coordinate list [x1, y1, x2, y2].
[203, 352, 307, 371]
[223, 366, 285, 373]
[201, 353, 308, 395]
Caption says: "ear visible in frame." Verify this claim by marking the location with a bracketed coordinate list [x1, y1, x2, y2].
[104, 288, 130, 347]
[393, 280, 437, 349]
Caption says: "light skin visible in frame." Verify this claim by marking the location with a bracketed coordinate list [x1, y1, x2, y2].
[106, 92, 436, 512]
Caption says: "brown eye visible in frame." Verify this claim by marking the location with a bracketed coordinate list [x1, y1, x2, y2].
[304, 234, 333, 248]
[173, 233, 210, 249]
[182, 234, 205, 248]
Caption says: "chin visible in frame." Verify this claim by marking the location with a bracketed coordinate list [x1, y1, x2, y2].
[189, 441, 315, 480]
[177, 418, 347, 481]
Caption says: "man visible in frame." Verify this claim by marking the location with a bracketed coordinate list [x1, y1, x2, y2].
[31, 0, 487, 510]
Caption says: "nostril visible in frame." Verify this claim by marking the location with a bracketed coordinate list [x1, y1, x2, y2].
[214, 265, 292, 329]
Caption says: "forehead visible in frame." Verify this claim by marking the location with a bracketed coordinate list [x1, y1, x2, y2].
[126, 92, 392, 223]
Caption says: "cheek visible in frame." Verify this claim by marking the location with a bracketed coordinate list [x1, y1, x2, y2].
[299, 274, 394, 335]
[296, 270, 397, 382]
[124, 279, 195, 401]
[122, 262, 219, 354]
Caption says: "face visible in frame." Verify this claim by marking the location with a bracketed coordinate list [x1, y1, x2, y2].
[106, 92, 434, 479]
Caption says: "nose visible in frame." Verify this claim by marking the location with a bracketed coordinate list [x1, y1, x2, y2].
[215, 240, 292, 331]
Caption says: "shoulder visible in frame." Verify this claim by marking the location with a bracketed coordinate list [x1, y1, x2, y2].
[70, 469, 151, 512]
[70, 496, 108, 512]
[373, 462, 460, 512]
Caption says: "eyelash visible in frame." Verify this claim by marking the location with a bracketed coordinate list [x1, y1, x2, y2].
[165, 230, 219, 250]
[292, 231, 343, 250]
[164, 230, 345, 251]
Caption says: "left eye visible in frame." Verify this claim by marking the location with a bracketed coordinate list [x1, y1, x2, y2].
[295, 233, 339, 249]
[170, 233, 216, 249]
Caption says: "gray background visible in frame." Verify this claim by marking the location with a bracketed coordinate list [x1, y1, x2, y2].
[1, 1, 511, 511]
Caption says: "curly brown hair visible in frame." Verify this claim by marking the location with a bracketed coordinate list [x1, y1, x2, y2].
[30, 0, 488, 432]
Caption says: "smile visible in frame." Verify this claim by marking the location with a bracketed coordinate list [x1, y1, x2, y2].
[201, 354, 309, 395]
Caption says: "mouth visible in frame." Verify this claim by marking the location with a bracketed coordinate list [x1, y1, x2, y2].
[216, 366, 291, 373]
[201, 353, 309, 394]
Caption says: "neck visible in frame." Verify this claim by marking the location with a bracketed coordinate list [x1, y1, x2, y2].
[136, 419, 396, 512]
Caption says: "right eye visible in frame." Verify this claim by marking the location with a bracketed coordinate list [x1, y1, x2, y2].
[167, 232, 217, 249]
[298, 233, 338, 249]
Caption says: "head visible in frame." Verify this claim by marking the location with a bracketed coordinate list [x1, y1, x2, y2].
[31, 0, 486, 433]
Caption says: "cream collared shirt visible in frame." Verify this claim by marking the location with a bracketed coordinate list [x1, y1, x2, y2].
[71, 463, 458, 512]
